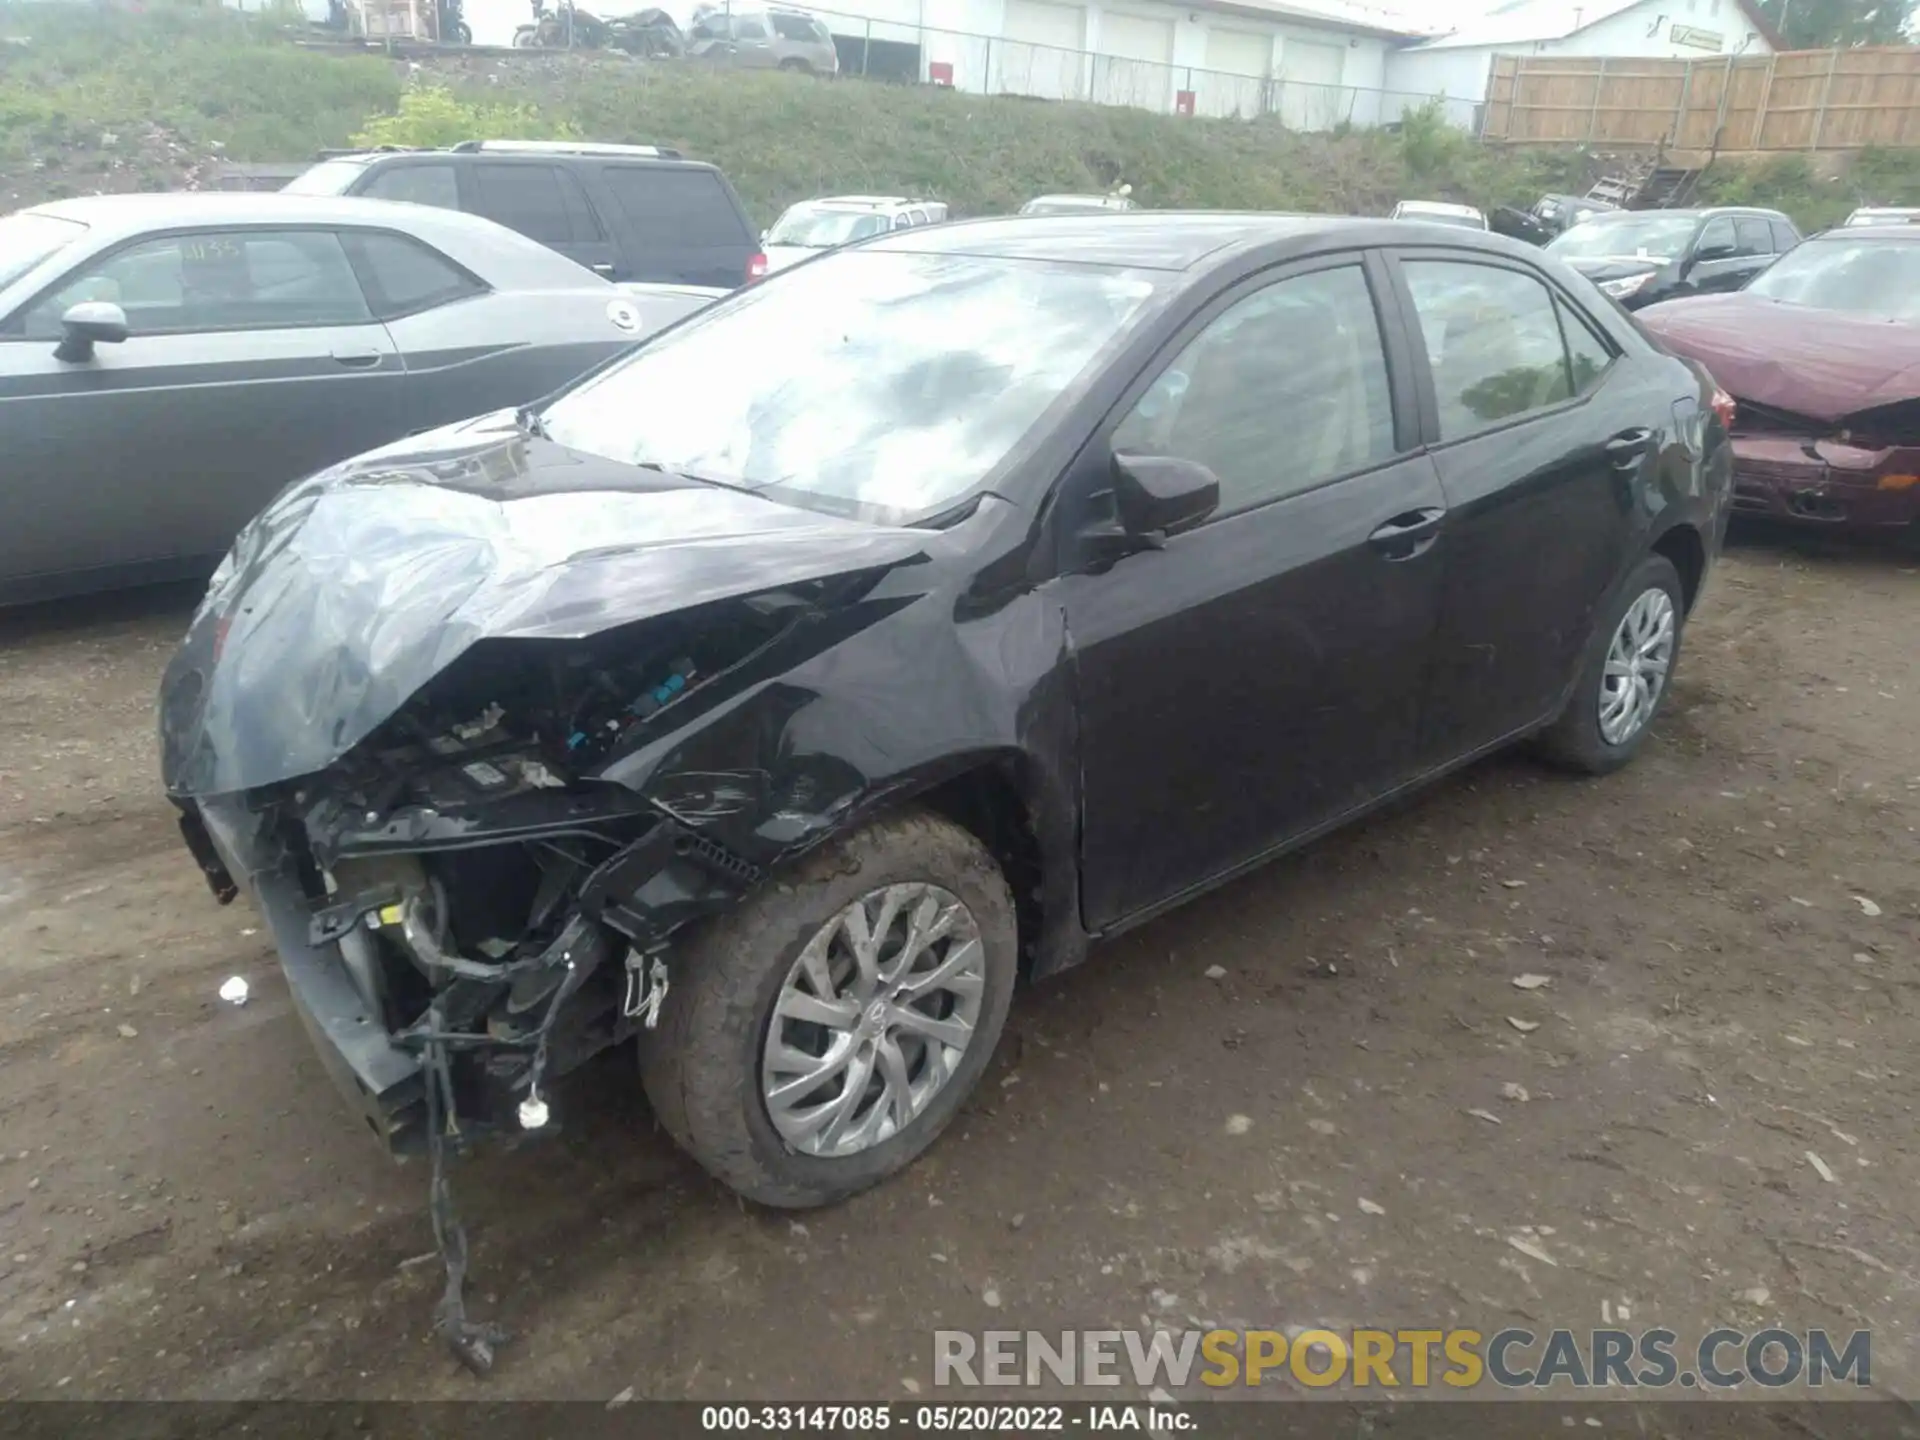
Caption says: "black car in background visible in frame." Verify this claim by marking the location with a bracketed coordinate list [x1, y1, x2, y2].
[1546, 205, 1801, 309]
[284, 139, 764, 290]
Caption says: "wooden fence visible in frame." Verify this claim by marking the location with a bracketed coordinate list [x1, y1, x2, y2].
[1481, 48, 1920, 154]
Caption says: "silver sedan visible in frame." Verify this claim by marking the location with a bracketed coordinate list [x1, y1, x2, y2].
[0, 192, 711, 604]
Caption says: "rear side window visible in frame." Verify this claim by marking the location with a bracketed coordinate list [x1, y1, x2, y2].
[771, 12, 810, 36]
[361, 163, 460, 210]
[734, 15, 768, 38]
[1402, 260, 1576, 441]
[1735, 217, 1773, 256]
[343, 231, 485, 318]
[599, 166, 751, 250]
[469, 163, 602, 245]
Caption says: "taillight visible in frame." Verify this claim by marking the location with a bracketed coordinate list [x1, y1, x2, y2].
[1710, 385, 1736, 432]
[747, 252, 768, 282]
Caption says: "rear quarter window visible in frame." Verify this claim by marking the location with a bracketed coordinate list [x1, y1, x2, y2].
[598, 166, 752, 250]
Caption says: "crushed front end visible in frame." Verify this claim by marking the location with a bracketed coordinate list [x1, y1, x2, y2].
[157, 437, 934, 1372]
[1729, 399, 1920, 535]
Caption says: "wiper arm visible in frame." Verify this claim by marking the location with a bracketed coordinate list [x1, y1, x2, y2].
[515, 405, 549, 440]
[633, 460, 764, 497]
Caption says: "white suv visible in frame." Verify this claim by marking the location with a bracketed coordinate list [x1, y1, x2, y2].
[760, 195, 949, 273]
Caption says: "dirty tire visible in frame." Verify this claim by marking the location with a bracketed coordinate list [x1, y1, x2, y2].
[1537, 553, 1686, 776]
[640, 808, 1016, 1209]
[778, 56, 813, 73]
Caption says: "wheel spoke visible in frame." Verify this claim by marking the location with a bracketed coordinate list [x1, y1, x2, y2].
[897, 935, 983, 999]
[875, 1033, 916, 1131]
[814, 1045, 877, 1150]
[776, 989, 859, 1030]
[888, 1004, 973, 1052]
[765, 1036, 854, 1106]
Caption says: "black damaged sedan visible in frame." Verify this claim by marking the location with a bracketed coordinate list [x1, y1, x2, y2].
[160, 213, 1731, 1349]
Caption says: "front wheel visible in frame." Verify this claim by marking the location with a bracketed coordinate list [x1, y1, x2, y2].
[640, 809, 1017, 1208]
[511, 25, 538, 45]
[1536, 553, 1686, 775]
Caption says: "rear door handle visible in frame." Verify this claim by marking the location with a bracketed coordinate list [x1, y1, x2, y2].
[330, 349, 383, 369]
[1367, 506, 1446, 560]
[1606, 427, 1654, 465]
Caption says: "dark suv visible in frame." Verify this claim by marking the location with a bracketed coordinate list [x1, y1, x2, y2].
[284, 140, 763, 291]
[1545, 206, 1801, 310]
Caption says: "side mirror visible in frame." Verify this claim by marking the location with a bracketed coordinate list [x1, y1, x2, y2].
[1110, 452, 1218, 542]
[54, 300, 129, 363]
[1689, 242, 1736, 269]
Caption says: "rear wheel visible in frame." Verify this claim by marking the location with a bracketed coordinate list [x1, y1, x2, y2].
[1537, 554, 1685, 775]
[640, 809, 1016, 1208]
[778, 56, 813, 73]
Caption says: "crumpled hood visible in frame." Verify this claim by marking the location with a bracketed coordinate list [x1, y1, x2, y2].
[158, 412, 930, 798]
[1637, 294, 1920, 423]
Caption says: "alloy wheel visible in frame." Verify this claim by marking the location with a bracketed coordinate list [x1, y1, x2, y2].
[761, 882, 985, 1157]
[1597, 586, 1676, 746]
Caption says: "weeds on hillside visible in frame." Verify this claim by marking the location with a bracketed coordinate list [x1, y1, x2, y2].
[351, 84, 577, 149]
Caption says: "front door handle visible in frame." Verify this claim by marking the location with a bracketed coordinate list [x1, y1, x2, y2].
[1606, 427, 1654, 465]
[1367, 506, 1446, 561]
[330, 349, 383, 369]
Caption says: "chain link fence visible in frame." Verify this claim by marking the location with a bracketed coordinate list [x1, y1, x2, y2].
[703, 2, 1467, 131]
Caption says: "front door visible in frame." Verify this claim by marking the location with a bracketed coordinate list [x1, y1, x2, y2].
[1063, 255, 1448, 930]
[0, 226, 401, 592]
[1388, 251, 1653, 761]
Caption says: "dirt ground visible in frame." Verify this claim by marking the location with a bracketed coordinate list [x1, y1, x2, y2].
[0, 528, 1915, 1405]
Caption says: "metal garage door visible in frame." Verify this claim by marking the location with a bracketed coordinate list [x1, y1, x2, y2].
[1280, 39, 1346, 131]
[1200, 27, 1271, 117]
[1001, 0, 1086, 99]
[1096, 11, 1174, 109]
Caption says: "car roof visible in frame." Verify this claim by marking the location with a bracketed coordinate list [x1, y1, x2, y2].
[870, 211, 1537, 272]
[1397, 200, 1482, 215]
[1812, 223, 1920, 240]
[1581, 205, 1787, 222]
[19, 191, 608, 290]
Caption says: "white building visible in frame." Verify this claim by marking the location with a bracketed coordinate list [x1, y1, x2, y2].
[817, 0, 1447, 126]
[1383, 0, 1779, 122]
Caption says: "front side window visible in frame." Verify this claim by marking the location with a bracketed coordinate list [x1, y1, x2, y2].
[1403, 260, 1577, 441]
[538, 249, 1162, 522]
[1744, 238, 1920, 321]
[15, 228, 370, 338]
[1110, 265, 1397, 516]
[362, 163, 460, 211]
[1735, 217, 1774, 256]
[1696, 217, 1737, 257]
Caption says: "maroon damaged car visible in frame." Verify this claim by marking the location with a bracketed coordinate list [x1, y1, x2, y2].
[1636, 226, 1920, 539]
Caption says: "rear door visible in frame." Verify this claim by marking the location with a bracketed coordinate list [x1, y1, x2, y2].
[461, 161, 616, 277]
[727, 13, 779, 68]
[1386, 250, 1653, 761]
[0, 226, 401, 593]
[594, 163, 755, 288]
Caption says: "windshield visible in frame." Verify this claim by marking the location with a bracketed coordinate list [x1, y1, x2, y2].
[280, 159, 368, 196]
[0, 213, 87, 292]
[766, 207, 889, 248]
[538, 249, 1161, 523]
[1745, 238, 1920, 320]
[1548, 213, 1700, 262]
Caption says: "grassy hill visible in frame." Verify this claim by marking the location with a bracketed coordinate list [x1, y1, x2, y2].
[2, 1, 1915, 228]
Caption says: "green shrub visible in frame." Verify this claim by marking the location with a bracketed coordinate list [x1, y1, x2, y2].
[351, 83, 578, 149]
